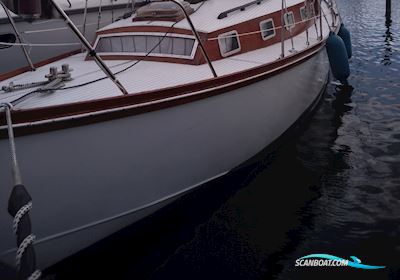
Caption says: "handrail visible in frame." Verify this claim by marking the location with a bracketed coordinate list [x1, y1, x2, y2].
[50, 0, 129, 95]
[304, 0, 310, 45]
[209, 1, 327, 58]
[206, 15, 322, 41]
[97, 0, 103, 29]
[167, 0, 218, 78]
[82, 0, 89, 37]
[280, 0, 285, 58]
[283, 0, 295, 52]
[218, 0, 266, 19]
[319, 0, 323, 39]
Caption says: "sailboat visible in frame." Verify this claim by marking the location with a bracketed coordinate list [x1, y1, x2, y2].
[0, 0, 349, 273]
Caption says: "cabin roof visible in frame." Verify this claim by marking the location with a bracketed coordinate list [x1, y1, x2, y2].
[0, 0, 335, 112]
[100, 0, 306, 34]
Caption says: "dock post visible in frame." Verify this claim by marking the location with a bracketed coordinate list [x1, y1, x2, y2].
[385, 0, 391, 24]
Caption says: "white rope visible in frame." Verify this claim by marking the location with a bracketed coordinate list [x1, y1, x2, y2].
[16, 234, 36, 269]
[1, 103, 42, 278]
[207, 15, 322, 41]
[27, 270, 42, 280]
[23, 20, 110, 34]
[0, 42, 81, 47]
[13, 201, 32, 234]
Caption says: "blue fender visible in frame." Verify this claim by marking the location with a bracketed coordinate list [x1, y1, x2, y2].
[338, 23, 352, 58]
[326, 31, 350, 85]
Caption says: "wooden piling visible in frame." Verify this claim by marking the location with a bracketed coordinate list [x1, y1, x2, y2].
[385, 0, 391, 23]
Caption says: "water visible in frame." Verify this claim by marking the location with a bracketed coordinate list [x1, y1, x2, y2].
[41, 0, 399, 279]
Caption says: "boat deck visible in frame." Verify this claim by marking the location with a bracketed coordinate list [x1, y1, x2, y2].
[0, 0, 334, 111]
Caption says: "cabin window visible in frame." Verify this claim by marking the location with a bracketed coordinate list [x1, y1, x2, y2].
[259, 19, 276, 40]
[218, 31, 241, 57]
[95, 34, 196, 59]
[284, 12, 295, 30]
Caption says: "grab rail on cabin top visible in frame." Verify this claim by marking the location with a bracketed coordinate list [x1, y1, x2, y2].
[218, 0, 266, 19]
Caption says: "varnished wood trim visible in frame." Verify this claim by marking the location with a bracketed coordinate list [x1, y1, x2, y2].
[93, 1, 315, 64]
[203, 1, 315, 63]
[86, 53, 200, 65]
[96, 26, 196, 36]
[0, 42, 325, 137]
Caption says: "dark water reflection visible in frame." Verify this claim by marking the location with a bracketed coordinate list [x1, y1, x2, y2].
[44, 0, 400, 279]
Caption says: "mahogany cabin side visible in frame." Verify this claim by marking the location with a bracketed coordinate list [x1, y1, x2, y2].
[88, 0, 319, 65]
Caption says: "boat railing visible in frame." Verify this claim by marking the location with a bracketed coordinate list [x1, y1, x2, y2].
[0, 0, 337, 91]
[162, 0, 218, 78]
[45, 0, 129, 94]
[207, 0, 334, 59]
[209, 0, 336, 59]
[207, 0, 336, 59]
[3, 13, 328, 49]
[0, 2, 35, 71]
[82, 0, 88, 37]
[2, 1, 336, 61]
[214, 0, 329, 58]
[206, 14, 325, 42]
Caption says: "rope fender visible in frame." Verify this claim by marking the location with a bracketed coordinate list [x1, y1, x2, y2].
[1, 103, 41, 280]
[8, 185, 40, 280]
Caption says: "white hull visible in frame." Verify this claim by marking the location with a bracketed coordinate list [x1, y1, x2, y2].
[0, 48, 329, 269]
